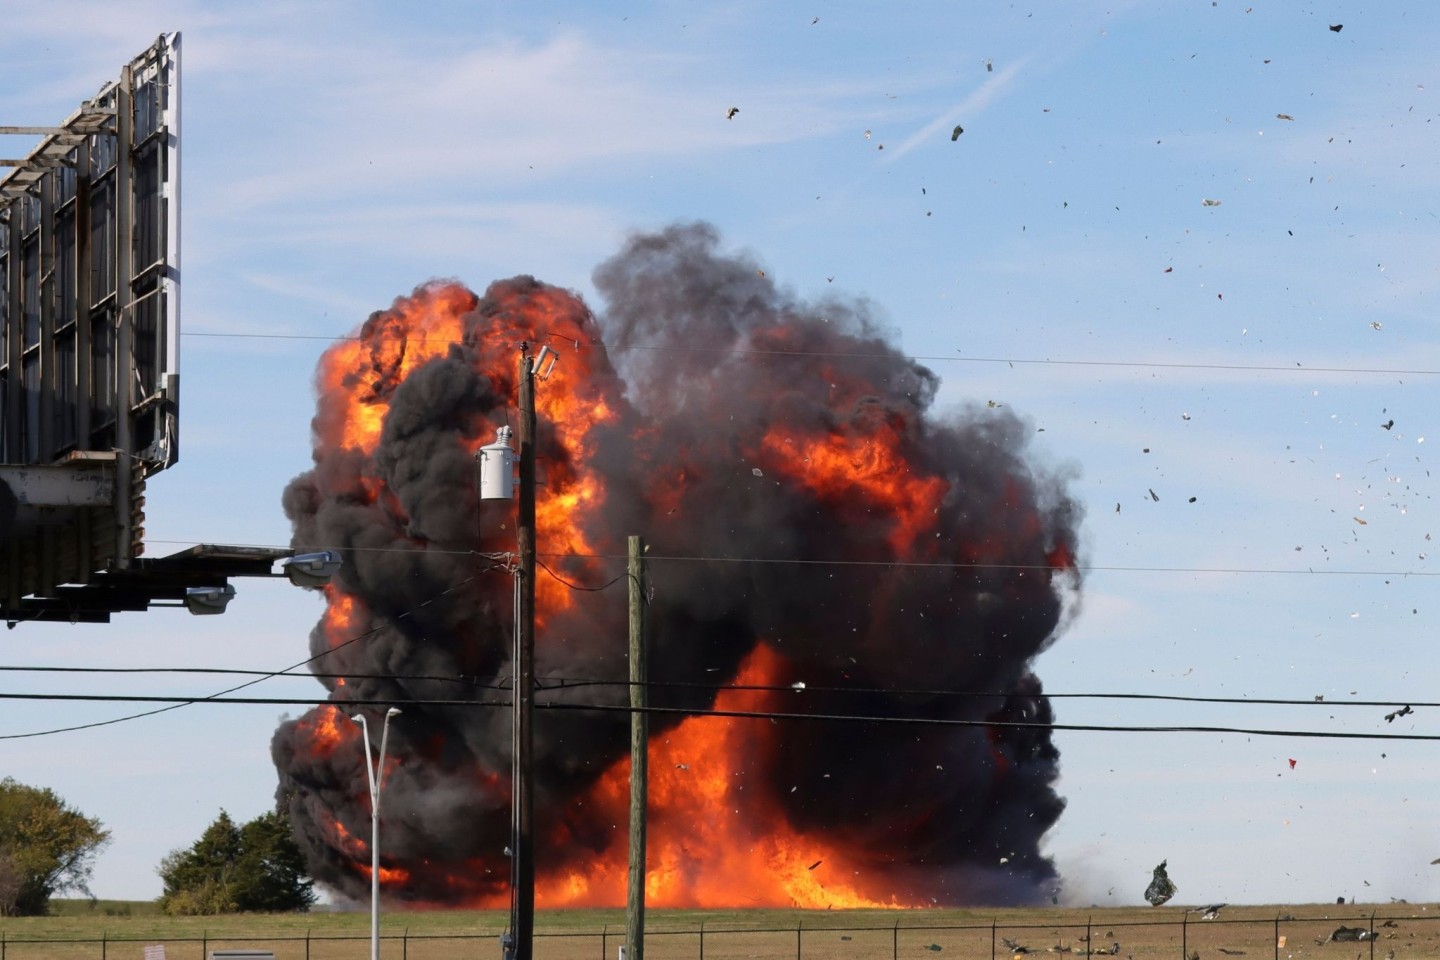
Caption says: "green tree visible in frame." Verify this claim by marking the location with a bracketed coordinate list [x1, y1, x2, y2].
[0, 778, 111, 916]
[159, 808, 315, 915]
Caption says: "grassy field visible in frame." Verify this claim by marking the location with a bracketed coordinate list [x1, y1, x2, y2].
[5, 903, 1437, 960]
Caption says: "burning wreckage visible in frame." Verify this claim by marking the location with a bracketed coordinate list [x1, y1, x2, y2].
[271, 223, 1083, 908]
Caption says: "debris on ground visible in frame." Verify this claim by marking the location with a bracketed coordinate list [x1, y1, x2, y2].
[1200, 904, 1226, 920]
[1145, 860, 1178, 906]
[1329, 927, 1374, 943]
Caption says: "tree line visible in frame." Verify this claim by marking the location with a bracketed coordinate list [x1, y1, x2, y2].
[0, 778, 314, 916]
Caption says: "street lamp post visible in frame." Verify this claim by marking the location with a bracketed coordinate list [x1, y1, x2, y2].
[352, 707, 402, 960]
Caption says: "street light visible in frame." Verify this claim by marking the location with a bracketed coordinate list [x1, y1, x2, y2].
[351, 707, 402, 960]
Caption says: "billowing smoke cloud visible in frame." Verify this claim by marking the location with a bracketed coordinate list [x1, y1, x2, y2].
[272, 222, 1082, 908]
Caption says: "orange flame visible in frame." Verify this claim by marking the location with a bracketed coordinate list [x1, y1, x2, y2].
[297, 705, 353, 758]
[759, 426, 947, 556]
[453, 647, 910, 910]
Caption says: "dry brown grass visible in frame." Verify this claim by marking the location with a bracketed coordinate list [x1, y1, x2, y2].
[5, 903, 1437, 960]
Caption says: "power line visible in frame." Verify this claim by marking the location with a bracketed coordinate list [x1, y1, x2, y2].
[179, 330, 1440, 378]
[0, 574, 484, 741]
[0, 690, 1434, 741]
[4, 664, 1431, 711]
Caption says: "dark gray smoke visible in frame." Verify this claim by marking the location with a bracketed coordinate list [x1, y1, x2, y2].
[272, 222, 1082, 907]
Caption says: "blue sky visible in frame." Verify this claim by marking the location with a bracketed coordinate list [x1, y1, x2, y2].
[2, 0, 1438, 906]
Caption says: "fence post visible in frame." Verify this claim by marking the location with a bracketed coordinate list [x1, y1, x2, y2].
[306, 929, 311, 960]
[602, 924, 608, 960]
[699, 922, 705, 960]
[892, 919, 899, 960]
[1369, 911, 1376, 960]
[1181, 913, 1188, 960]
[796, 920, 802, 960]
[991, 919, 996, 960]
[1087, 917, 1092, 956]
[202, 931, 207, 960]
[404, 927, 409, 960]
[1273, 914, 1280, 960]
[103, 930, 108, 960]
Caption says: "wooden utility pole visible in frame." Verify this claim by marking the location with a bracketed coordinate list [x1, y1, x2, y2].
[510, 347, 537, 960]
[626, 536, 648, 960]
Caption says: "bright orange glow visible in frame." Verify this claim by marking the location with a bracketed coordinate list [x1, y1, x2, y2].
[759, 428, 947, 555]
[315, 284, 479, 456]
[297, 705, 352, 757]
[455, 646, 912, 910]
[321, 585, 364, 648]
[358, 864, 412, 886]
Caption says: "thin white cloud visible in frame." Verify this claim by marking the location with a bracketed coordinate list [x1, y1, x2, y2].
[884, 55, 1034, 162]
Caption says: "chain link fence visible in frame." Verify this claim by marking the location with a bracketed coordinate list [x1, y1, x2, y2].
[2, 911, 1434, 960]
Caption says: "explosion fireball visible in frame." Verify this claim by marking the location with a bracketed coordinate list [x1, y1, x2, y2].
[272, 222, 1081, 909]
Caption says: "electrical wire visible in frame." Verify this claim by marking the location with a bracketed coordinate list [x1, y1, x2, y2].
[0, 574, 481, 741]
[1, 664, 1430, 714]
[535, 557, 631, 593]
[0, 691, 1434, 741]
[179, 330, 1440, 378]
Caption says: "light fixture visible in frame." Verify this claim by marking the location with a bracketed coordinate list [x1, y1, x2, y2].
[183, 584, 235, 615]
[281, 550, 343, 587]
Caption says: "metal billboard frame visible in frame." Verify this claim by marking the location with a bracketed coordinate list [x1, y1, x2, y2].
[0, 33, 183, 621]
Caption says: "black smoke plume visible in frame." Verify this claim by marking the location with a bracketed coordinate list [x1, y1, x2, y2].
[272, 222, 1082, 907]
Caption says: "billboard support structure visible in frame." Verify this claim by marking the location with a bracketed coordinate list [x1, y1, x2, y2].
[0, 33, 194, 623]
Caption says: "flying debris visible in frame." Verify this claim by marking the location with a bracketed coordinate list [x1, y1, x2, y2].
[1149, 489, 1160, 502]
[1202, 199, 1222, 207]
[985, 59, 994, 72]
[1382, 419, 1394, 430]
[1288, 758, 1296, 769]
[951, 125, 964, 141]
[1145, 860, 1178, 906]
[1329, 23, 1343, 32]
[726, 107, 740, 119]
[1199, 904, 1225, 920]
[1385, 705, 1413, 723]
[808, 860, 822, 870]
[1275, 113, 1294, 121]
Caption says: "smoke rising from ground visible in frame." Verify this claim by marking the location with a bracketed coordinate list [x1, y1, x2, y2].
[273, 222, 1082, 907]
